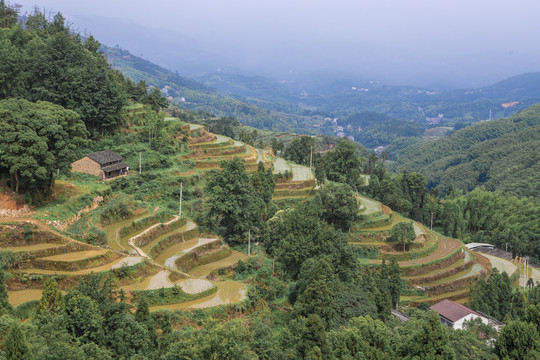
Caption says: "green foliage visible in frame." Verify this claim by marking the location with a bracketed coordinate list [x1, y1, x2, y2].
[398, 311, 455, 359]
[293, 257, 336, 328]
[267, 198, 357, 282]
[496, 320, 540, 360]
[251, 161, 276, 205]
[469, 269, 513, 321]
[64, 291, 104, 344]
[447, 322, 496, 360]
[322, 140, 363, 189]
[389, 222, 417, 251]
[318, 182, 357, 231]
[37, 277, 64, 315]
[0, 18, 129, 134]
[0, 270, 11, 313]
[392, 104, 540, 198]
[3, 322, 33, 360]
[0, 98, 88, 195]
[437, 187, 540, 258]
[283, 135, 314, 165]
[329, 315, 395, 359]
[204, 157, 265, 244]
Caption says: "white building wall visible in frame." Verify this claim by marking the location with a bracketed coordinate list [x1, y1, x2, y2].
[453, 314, 489, 330]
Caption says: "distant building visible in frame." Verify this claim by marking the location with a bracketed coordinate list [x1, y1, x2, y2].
[426, 113, 444, 125]
[72, 150, 129, 180]
[374, 146, 386, 155]
[430, 299, 488, 330]
[501, 101, 519, 108]
[336, 126, 344, 132]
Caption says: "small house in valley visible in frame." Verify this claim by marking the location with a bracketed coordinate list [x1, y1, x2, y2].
[430, 299, 488, 330]
[72, 150, 129, 180]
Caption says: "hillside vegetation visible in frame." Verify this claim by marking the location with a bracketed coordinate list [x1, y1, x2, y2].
[391, 103, 540, 197]
[1, 4, 539, 360]
[106, 46, 294, 131]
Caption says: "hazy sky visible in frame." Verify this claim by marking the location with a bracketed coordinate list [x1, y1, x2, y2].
[13, 0, 540, 88]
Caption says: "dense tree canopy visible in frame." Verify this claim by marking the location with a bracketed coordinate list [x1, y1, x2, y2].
[0, 99, 88, 195]
[204, 157, 265, 244]
[392, 104, 540, 198]
[0, 8, 168, 137]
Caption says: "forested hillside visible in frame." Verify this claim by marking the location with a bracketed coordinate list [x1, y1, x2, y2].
[391, 104, 540, 197]
[1, 3, 540, 359]
[105, 46, 297, 131]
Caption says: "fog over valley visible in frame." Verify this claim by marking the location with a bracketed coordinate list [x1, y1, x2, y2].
[13, 0, 540, 89]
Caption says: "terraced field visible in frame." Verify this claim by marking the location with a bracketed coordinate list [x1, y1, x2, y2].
[102, 209, 248, 309]
[181, 123, 315, 202]
[1, 215, 249, 311]
[350, 193, 491, 306]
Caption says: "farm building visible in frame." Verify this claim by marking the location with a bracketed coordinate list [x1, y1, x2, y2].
[71, 150, 129, 180]
[430, 299, 488, 330]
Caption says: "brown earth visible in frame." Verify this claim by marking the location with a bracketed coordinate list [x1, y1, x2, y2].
[0, 191, 25, 211]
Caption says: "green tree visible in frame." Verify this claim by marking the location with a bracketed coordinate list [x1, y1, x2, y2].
[271, 137, 283, 155]
[283, 136, 314, 165]
[205, 157, 265, 244]
[0, 99, 87, 195]
[0, 0, 18, 28]
[0, 270, 12, 313]
[250, 321, 280, 360]
[323, 140, 363, 189]
[318, 183, 357, 231]
[294, 258, 336, 328]
[389, 222, 416, 251]
[297, 314, 330, 359]
[399, 311, 455, 359]
[251, 161, 276, 205]
[135, 294, 157, 348]
[388, 258, 403, 309]
[496, 320, 540, 359]
[64, 291, 104, 344]
[38, 277, 64, 315]
[509, 289, 526, 320]
[143, 86, 169, 112]
[527, 304, 540, 331]
[3, 322, 33, 360]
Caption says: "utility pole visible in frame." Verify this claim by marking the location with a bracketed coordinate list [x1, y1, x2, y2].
[431, 212, 433, 230]
[139, 152, 142, 175]
[179, 182, 183, 217]
[248, 229, 251, 256]
[309, 145, 313, 173]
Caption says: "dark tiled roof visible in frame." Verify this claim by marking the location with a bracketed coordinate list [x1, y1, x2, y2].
[101, 162, 128, 173]
[86, 150, 123, 165]
[430, 299, 483, 323]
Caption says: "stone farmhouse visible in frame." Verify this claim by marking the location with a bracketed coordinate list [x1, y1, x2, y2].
[71, 150, 129, 180]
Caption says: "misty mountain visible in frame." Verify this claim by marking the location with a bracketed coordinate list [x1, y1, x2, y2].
[72, 15, 237, 75]
[192, 69, 540, 124]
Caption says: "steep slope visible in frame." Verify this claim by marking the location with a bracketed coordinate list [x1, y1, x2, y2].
[105, 46, 289, 131]
[391, 103, 540, 197]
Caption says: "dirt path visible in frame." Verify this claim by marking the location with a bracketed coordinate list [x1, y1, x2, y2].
[128, 216, 180, 258]
[482, 254, 517, 277]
